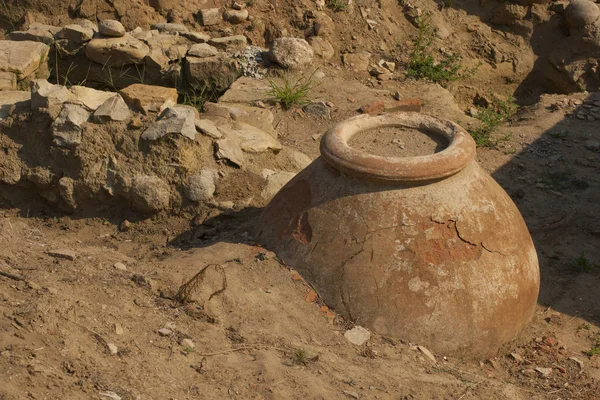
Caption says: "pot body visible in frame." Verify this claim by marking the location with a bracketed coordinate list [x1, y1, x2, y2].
[257, 158, 540, 357]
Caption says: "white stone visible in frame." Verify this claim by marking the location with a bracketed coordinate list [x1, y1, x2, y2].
[195, 119, 222, 138]
[344, 326, 371, 346]
[99, 20, 126, 37]
[187, 169, 217, 202]
[68, 86, 116, 111]
[107, 343, 118, 355]
[270, 37, 314, 69]
[0, 40, 49, 79]
[187, 43, 219, 58]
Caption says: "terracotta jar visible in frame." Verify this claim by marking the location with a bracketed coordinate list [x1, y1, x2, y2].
[257, 113, 540, 357]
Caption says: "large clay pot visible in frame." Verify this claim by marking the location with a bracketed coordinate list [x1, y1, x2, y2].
[257, 113, 540, 357]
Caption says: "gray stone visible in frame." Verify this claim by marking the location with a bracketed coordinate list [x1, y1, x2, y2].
[0, 40, 50, 79]
[85, 35, 150, 67]
[584, 139, 600, 151]
[215, 138, 245, 167]
[0, 91, 30, 119]
[565, 0, 600, 29]
[269, 37, 314, 69]
[185, 55, 241, 93]
[224, 9, 249, 24]
[151, 23, 188, 33]
[201, 8, 223, 26]
[261, 169, 296, 200]
[142, 105, 197, 141]
[187, 169, 217, 202]
[51, 104, 90, 148]
[195, 119, 222, 138]
[68, 86, 116, 111]
[188, 43, 219, 58]
[344, 326, 371, 346]
[31, 80, 72, 118]
[56, 24, 94, 43]
[208, 35, 247, 51]
[181, 31, 211, 43]
[303, 101, 331, 119]
[7, 24, 60, 45]
[130, 175, 170, 213]
[98, 20, 126, 37]
[92, 95, 132, 123]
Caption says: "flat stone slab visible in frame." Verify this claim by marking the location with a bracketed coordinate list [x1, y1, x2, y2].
[47, 249, 77, 261]
[119, 83, 178, 114]
[0, 91, 31, 119]
[0, 40, 50, 79]
[85, 35, 149, 67]
[218, 77, 272, 104]
[7, 23, 61, 45]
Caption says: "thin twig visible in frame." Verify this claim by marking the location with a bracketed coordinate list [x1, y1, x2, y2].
[0, 270, 24, 281]
[197, 344, 287, 357]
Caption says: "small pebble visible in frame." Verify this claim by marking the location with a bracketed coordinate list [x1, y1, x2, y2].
[107, 343, 118, 355]
[114, 262, 127, 271]
[158, 328, 173, 337]
[181, 338, 195, 349]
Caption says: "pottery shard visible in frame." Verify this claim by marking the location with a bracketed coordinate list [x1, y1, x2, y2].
[342, 52, 371, 72]
[92, 95, 132, 123]
[201, 8, 223, 26]
[185, 56, 241, 93]
[51, 104, 90, 148]
[130, 175, 170, 213]
[0, 40, 50, 79]
[565, 0, 600, 29]
[0, 91, 31, 119]
[141, 105, 197, 141]
[208, 35, 247, 51]
[269, 37, 314, 69]
[85, 35, 150, 67]
[151, 23, 188, 33]
[7, 23, 61, 45]
[119, 83, 178, 114]
[188, 43, 219, 58]
[98, 20, 126, 37]
[224, 9, 249, 24]
[56, 24, 94, 43]
[68, 86, 117, 111]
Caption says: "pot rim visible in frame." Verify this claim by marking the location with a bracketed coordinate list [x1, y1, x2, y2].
[320, 112, 477, 182]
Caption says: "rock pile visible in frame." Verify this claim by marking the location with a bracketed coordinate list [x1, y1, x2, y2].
[0, 76, 310, 217]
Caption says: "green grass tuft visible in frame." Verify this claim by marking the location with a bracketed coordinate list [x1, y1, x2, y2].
[267, 73, 316, 110]
[469, 96, 517, 148]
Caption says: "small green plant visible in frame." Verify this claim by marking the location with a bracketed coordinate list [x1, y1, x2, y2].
[586, 335, 600, 357]
[329, 0, 348, 12]
[293, 348, 308, 365]
[267, 73, 316, 110]
[573, 253, 598, 273]
[407, 13, 479, 85]
[179, 85, 211, 113]
[469, 96, 517, 148]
